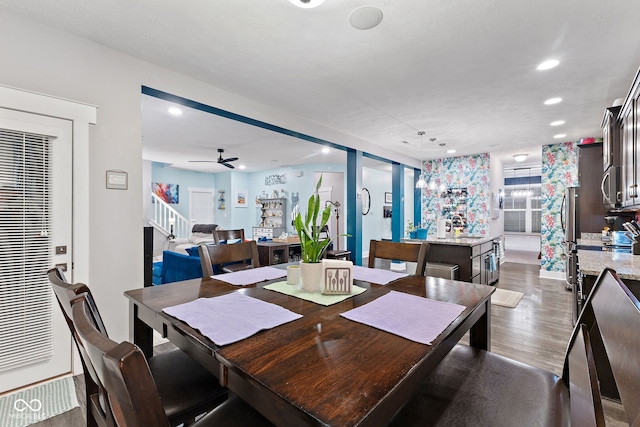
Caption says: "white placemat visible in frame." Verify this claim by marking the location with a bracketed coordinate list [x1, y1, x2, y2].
[163, 292, 302, 346]
[352, 265, 409, 285]
[213, 266, 286, 286]
[340, 291, 466, 345]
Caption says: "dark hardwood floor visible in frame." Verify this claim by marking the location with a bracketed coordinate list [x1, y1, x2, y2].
[34, 262, 627, 426]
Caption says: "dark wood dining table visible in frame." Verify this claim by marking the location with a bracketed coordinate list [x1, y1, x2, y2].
[124, 271, 494, 427]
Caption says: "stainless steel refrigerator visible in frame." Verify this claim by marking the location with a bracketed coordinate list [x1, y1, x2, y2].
[561, 186, 580, 322]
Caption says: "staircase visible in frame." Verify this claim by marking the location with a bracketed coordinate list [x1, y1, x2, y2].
[149, 193, 190, 239]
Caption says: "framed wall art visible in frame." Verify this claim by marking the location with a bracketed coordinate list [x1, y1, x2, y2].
[235, 190, 248, 208]
[152, 182, 179, 204]
[384, 192, 392, 204]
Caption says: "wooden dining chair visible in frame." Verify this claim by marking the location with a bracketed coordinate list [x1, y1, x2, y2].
[47, 267, 227, 427]
[71, 295, 273, 427]
[213, 228, 245, 244]
[368, 240, 429, 276]
[198, 240, 260, 276]
[389, 267, 640, 427]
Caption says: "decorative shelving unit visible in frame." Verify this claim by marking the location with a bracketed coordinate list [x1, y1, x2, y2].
[218, 190, 225, 210]
[440, 187, 468, 230]
[253, 198, 287, 239]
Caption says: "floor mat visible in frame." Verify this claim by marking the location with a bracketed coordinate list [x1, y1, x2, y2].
[491, 288, 525, 308]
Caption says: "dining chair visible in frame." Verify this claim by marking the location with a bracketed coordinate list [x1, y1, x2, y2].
[198, 240, 260, 276]
[213, 228, 245, 244]
[389, 267, 640, 427]
[71, 295, 273, 427]
[47, 267, 227, 427]
[367, 240, 429, 276]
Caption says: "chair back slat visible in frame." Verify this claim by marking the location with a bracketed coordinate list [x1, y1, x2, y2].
[587, 269, 640, 426]
[368, 240, 429, 276]
[213, 229, 245, 244]
[73, 296, 170, 427]
[566, 324, 604, 427]
[199, 240, 260, 276]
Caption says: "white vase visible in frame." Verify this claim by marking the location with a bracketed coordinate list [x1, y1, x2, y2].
[299, 262, 322, 292]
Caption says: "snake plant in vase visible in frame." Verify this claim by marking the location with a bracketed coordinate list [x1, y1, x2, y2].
[294, 175, 332, 292]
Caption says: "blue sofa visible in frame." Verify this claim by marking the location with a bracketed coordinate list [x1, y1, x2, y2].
[153, 249, 202, 285]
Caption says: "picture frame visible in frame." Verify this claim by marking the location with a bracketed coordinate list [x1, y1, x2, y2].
[106, 170, 128, 190]
[384, 192, 392, 204]
[235, 190, 248, 208]
[383, 205, 392, 218]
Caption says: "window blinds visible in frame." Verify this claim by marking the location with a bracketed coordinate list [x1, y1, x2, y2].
[0, 129, 53, 372]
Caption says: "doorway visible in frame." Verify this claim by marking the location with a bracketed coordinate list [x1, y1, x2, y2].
[0, 108, 73, 393]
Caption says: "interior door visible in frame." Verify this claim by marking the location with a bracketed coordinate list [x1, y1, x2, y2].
[0, 108, 73, 392]
[189, 188, 215, 225]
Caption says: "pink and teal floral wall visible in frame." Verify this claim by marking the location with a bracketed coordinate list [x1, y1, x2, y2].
[421, 153, 491, 235]
[541, 141, 578, 272]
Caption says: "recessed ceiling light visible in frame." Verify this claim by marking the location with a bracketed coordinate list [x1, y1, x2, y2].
[322, 147, 330, 154]
[554, 134, 567, 139]
[550, 120, 565, 126]
[513, 154, 528, 162]
[537, 59, 559, 70]
[447, 149, 456, 154]
[544, 98, 562, 105]
[349, 6, 383, 30]
[288, 0, 325, 9]
[168, 107, 182, 116]
[238, 165, 246, 170]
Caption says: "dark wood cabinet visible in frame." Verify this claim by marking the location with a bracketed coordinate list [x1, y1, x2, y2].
[602, 106, 621, 171]
[578, 143, 607, 233]
[426, 239, 499, 285]
[621, 69, 640, 208]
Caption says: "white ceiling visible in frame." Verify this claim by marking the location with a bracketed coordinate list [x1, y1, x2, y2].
[3, 0, 640, 171]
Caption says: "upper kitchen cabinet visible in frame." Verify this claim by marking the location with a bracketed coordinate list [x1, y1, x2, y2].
[620, 68, 640, 208]
[602, 106, 621, 171]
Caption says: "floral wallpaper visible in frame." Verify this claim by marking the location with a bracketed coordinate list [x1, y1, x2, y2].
[541, 142, 578, 272]
[420, 153, 491, 236]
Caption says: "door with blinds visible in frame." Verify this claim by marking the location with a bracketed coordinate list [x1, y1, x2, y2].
[0, 108, 73, 393]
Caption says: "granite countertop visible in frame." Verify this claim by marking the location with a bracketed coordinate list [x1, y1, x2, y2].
[403, 235, 500, 247]
[577, 250, 640, 280]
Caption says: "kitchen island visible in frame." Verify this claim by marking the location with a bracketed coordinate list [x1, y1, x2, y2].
[404, 235, 502, 285]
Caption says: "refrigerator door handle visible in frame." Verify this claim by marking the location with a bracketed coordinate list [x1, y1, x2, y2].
[560, 193, 566, 234]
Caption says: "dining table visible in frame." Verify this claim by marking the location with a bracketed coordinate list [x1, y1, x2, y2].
[124, 266, 494, 427]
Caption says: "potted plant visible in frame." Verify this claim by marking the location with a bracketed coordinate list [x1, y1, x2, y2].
[406, 220, 417, 239]
[293, 175, 332, 291]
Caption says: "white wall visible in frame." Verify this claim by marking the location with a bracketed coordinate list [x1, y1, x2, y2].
[362, 167, 392, 250]
[489, 154, 505, 237]
[0, 10, 426, 343]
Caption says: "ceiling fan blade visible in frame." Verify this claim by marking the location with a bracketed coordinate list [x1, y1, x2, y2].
[188, 160, 217, 163]
[221, 162, 235, 169]
[220, 157, 238, 163]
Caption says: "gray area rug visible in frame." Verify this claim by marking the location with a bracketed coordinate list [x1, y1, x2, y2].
[0, 376, 79, 427]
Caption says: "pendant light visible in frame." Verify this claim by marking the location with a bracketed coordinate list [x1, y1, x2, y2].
[415, 131, 428, 189]
[428, 138, 438, 191]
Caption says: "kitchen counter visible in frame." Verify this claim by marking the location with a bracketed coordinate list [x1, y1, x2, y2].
[578, 249, 640, 280]
[403, 235, 499, 247]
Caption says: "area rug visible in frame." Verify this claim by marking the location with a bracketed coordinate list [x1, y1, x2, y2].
[0, 376, 79, 427]
[491, 288, 525, 308]
[502, 249, 540, 266]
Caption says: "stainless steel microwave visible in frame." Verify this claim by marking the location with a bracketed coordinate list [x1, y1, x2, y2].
[602, 166, 621, 209]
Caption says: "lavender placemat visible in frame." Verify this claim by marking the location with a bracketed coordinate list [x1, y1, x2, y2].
[352, 265, 408, 285]
[213, 266, 286, 286]
[163, 292, 302, 346]
[340, 291, 466, 345]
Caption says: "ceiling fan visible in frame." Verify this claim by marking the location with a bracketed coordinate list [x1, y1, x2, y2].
[189, 149, 239, 169]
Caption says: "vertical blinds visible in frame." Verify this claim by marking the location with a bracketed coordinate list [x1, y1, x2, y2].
[0, 129, 53, 372]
